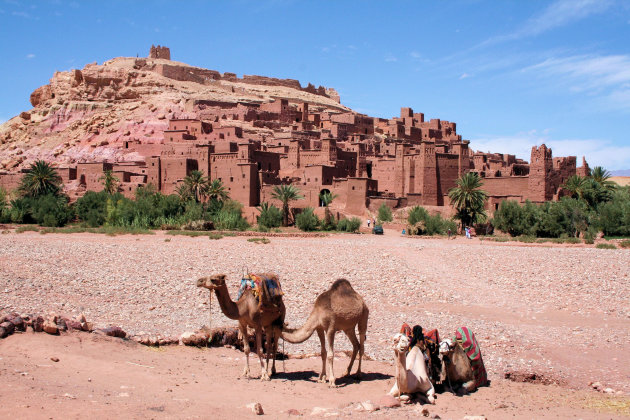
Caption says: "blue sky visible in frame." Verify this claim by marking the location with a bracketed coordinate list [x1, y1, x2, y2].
[1, 0, 629, 170]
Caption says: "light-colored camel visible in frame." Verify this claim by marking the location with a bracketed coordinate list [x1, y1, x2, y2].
[196, 274, 285, 380]
[439, 338, 476, 394]
[389, 333, 436, 404]
[281, 279, 369, 387]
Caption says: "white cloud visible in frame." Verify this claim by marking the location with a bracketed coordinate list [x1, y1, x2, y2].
[480, 0, 614, 47]
[26, 53, 35, 59]
[385, 55, 397, 63]
[459, 73, 470, 80]
[470, 131, 630, 170]
[410, 51, 421, 59]
[523, 54, 630, 112]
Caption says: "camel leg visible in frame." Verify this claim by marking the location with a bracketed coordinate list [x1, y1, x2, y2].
[270, 326, 280, 376]
[325, 329, 337, 387]
[255, 328, 270, 381]
[342, 329, 359, 378]
[357, 312, 367, 377]
[263, 327, 272, 378]
[240, 322, 251, 378]
[316, 328, 327, 383]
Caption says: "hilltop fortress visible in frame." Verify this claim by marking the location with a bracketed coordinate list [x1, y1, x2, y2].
[0, 46, 588, 218]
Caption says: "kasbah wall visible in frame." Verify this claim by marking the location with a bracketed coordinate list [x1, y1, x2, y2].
[0, 46, 589, 222]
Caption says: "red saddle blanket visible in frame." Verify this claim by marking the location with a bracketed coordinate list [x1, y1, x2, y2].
[453, 326, 488, 388]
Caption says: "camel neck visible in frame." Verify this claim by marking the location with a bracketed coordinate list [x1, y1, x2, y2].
[213, 285, 241, 320]
[395, 350, 408, 391]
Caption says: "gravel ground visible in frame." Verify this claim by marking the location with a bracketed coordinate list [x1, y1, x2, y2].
[1, 231, 629, 393]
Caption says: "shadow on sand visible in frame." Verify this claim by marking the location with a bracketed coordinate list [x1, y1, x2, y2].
[274, 370, 392, 387]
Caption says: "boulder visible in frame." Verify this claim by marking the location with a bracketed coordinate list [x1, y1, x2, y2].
[0, 326, 8, 338]
[99, 326, 127, 338]
[9, 315, 25, 332]
[0, 321, 15, 335]
[32, 316, 44, 332]
[43, 320, 59, 335]
[246, 402, 264, 415]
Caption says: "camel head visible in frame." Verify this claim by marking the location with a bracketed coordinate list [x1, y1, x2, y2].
[439, 338, 454, 355]
[196, 274, 227, 290]
[392, 333, 410, 354]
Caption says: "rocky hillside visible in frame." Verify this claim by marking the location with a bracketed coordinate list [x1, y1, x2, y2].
[0, 56, 348, 171]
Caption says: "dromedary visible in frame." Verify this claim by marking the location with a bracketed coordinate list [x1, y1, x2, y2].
[389, 333, 436, 404]
[439, 338, 475, 393]
[281, 279, 369, 387]
[196, 274, 285, 380]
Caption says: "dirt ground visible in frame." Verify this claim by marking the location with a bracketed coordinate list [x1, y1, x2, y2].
[1, 230, 629, 419]
[1, 332, 628, 419]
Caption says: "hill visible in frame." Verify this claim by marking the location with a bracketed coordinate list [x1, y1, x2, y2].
[0, 53, 346, 171]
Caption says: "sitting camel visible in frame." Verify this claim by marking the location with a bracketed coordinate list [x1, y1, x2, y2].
[389, 333, 436, 404]
[281, 279, 369, 387]
[196, 274, 285, 380]
[439, 338, 475, 394]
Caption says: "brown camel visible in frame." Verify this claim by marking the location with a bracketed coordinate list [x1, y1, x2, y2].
[196, 273, 285, 380]
[439, 339, 476, 394]
[281, 279, 369, 387]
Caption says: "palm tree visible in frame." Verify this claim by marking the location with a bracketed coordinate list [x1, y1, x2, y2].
[562, 175, 588, 200]
[590, 166, 615, 191]
[319, 190, 338, 226]
[176, 183, 193, 202]
[448, 172, 488, 228]
[18, 160, 62, 198]
[99, 169, 119, 195]
[181, 170, 209, 203]
[271, 184, 303, 226]
[207, 179, 229, 202]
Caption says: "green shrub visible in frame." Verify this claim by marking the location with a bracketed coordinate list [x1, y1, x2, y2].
[407, 206, 455, 236]
[377, 203, 393, 223]
[296, 207, 320, 231]
[596, 243, 617, 249]
[212, 200, 249, 231]
[248, 237, 270, 244]
[74, 191, 109, 227]
[257, 203, 283, 229]
[619, 240, 630, 248]
[0, 188, 9, 223]
[337, 217, 361, 233]
[28, 194, 74, 227]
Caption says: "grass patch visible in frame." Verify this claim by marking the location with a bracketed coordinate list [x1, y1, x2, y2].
[563, 237, 582, 244]
[247, 237, 270, 244]
[38, 225, 154, 236]
[167, 230, 213, 237]
[596, 243, 617, 250]
[516, 235, 537, 243]
[489, 237, 510, 242]
[15, 225, 39, 233]
[164, 238, 171, 242]
[208, 233, 223, 240]
[619, 240, 630, 249]
[1, 230, 10, 234]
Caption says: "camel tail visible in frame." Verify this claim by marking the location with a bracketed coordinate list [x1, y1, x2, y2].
[281, 309, 319, 344]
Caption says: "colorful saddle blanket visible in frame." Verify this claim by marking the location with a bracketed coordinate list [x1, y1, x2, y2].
[453, 326, 488, 388]
[237, 273, 283, 302]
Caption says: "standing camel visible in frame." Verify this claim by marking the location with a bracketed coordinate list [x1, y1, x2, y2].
[281, 279, 369, 387]
[196, 274, 285, 380]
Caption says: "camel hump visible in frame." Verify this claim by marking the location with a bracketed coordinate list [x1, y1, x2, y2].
[330, 278, 355, 294]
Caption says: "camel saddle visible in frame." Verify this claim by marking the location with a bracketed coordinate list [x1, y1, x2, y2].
[237, 274, 283, 306]
[452, 326, 488, 388]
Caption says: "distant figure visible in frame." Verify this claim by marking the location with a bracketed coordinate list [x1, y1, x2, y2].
[402, 229, 406, 235]
[448, 228, 452, 240]
[465, 227, 471, 239]
[367, 219, 371, 228]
